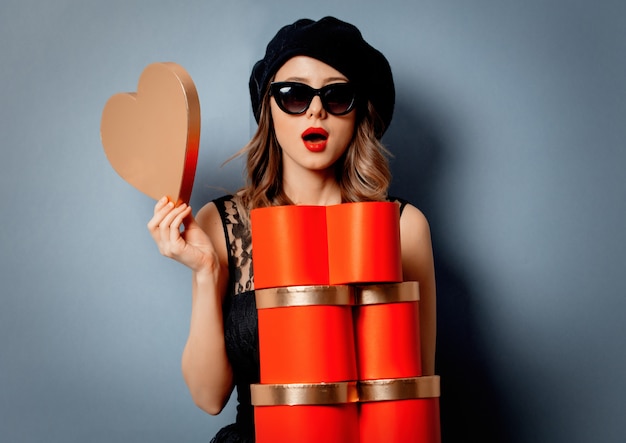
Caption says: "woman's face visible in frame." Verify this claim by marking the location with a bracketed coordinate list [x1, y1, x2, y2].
[270, 56, 356, 176]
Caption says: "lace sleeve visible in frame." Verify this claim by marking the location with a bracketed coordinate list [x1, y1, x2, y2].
[213, 196, 254, 295]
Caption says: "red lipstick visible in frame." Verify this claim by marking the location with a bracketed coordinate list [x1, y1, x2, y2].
[302, 127, 329, 152]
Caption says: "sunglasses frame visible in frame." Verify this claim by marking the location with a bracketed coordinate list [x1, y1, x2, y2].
[269, 81, 357, 116]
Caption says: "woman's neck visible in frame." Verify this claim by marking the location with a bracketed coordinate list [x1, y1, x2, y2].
[282, 168, 342, 206]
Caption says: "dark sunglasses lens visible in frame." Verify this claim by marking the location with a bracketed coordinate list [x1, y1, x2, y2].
[277, 84, 312, 114]
[272, 83, 356, 115]
[323, 85, 355, 115]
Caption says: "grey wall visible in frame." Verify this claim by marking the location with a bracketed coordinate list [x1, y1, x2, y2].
[1, 1, 624, 442]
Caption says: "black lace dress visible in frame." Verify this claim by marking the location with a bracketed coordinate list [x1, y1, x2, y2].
[209, 195, 409, 442]
[211, 196, 258, 442]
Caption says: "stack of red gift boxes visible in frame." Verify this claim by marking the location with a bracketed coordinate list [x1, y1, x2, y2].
[250, 202, 441, 442]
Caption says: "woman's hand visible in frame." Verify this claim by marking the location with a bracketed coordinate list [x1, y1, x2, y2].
[147, 197, 218, 274]
[148, 198, 233, 413]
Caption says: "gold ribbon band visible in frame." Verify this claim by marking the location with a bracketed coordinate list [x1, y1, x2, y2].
[355, 281, 420, 306]
[255, 285, 354, 309]
[358, 375, 440, 402]
[250, 381, 359, 406]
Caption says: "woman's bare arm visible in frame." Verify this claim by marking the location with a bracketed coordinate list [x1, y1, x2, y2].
[399, 204, 437, 375]
[147, 198, 233, 414]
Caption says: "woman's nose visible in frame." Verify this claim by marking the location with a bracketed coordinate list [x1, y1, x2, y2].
[307, 96, 326, 119]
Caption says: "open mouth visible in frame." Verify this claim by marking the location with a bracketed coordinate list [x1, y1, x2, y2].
[302, 128, 329, 152]
[302, 127, 329, 143]
[303, 133, 327, 143]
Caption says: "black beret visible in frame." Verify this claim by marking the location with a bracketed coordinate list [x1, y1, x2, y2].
[249, 16, 395, 138]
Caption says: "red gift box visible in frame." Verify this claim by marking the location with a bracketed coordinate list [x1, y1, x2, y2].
[355, 282, 422, 380]
[327, 202, 402, 284]
[358, 376, 441, 443]
[256, 285, 357, 384]
[252, 382, 359, 443]
[251, 206, 328, 290]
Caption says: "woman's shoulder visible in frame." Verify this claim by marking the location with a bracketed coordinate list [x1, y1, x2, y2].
[387, 195, 427, 220]
[211, 194, 236, 205]
[387, 195, 409, 215]
[387, 196, 430, 234]
[210, 194, 250, 227]
[391, 198, 434, 287]
[207, 194, 235, 213]
[401, 203, 430, 229]
[196, 194, 239, 223]
[195, 197, 224, 224]
[194, 195, 241, 245]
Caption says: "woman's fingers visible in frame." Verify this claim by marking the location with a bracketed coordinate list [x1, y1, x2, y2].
[147, 196, 174, 233]
[147, 197, 192, 253]
[168, 204, 193, 243]
[156, 203, 187, 245]
[153, 196, 170, 215]
[146, 199, 216, 272]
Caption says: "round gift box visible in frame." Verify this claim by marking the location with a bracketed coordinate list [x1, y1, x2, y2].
[256, 285, 357, 383]
[326, 202, 402, 285]
[252, 382, 359, 443]
[251, 205, 328, 289]
[359, 376, 441, 443]
[355, 282, 422, 380]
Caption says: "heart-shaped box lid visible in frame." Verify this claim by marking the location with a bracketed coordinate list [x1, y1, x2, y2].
[100, 62, 200, 205]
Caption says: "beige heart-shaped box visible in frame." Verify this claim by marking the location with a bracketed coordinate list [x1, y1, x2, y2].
[100, 62, 200, 205]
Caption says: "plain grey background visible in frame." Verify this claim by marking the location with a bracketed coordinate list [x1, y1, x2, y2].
[1, 1, 625, 442]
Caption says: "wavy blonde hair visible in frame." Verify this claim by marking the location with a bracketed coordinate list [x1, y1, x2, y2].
[233, 93, 392, 211]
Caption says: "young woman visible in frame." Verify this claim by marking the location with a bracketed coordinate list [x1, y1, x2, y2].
[147, 17, 436, 442]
